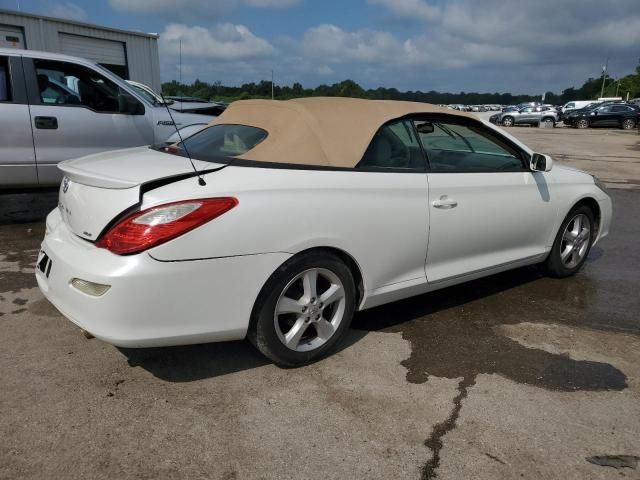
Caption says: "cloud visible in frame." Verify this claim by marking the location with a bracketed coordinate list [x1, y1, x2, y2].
[109, 0, 300, 18]
[159, 23, 274, 60]
[302, 24, 405, 64]
[368, 0, 440, 22]
[156, 0, 640, 93]
[47, 2, 87, 21]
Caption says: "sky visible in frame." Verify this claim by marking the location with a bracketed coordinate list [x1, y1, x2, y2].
[2, 0, 639, 94]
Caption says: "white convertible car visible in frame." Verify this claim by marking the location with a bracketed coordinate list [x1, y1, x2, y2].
[36, 98, 612, 366]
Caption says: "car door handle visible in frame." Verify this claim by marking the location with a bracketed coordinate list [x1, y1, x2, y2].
[432, 197, 458, 209]
[34, 116, 58, 129]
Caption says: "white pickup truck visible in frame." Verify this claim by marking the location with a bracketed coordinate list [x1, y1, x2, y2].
[0, 47, 214, 187]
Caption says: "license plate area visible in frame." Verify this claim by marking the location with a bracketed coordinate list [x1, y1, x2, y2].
[37, 250, 53, 278]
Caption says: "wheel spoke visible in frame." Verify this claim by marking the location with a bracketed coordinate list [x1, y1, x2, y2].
[560, 244, 574, 261]
[564, 229, 577, 242]
[276, 296, 305, 315]
[319, 283, 344, 306]
[574, 215, 583, 232]
[315, 319, 336, 340]
[285, 318, 310, 349]
[302, 270, 318, 300]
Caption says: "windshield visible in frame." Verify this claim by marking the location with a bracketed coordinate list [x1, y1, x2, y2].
[165, 124, 268, 163]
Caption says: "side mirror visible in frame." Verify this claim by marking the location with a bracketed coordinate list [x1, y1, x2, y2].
[530, 153, 553, 172]
[416, 122, 435, 134]
[118, 92, 145, 115]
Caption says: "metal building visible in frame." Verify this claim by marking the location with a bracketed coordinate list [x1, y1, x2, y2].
[0, 9, 160, 91]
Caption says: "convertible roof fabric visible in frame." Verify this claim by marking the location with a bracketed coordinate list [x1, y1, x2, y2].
[212, 97, 473, 168]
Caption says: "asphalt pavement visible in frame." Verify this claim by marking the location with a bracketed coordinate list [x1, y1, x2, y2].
[1, 127, 639, 479]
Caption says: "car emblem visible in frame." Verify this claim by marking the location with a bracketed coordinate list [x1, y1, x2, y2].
[62, 177, 70, 193]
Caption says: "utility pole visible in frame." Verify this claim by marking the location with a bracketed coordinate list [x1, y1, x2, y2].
[179, 39, 182, 92]
[271, 70, 274, 100]
[600, 57, 608, 98]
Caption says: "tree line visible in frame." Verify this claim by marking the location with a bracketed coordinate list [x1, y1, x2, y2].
[162, 63, 640, 105]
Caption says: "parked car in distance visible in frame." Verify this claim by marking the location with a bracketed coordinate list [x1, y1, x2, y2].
[561, 102, 603, 125]
[0, 48, 217, 187]
[36, 97, 611, 366]
[561, 100, 598, 115]
[126, 80, 227, 117]
[491, 106, 559, 127]
[568, 102, 640, 130]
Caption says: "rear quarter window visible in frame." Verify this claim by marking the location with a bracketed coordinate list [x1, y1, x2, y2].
[175, 124, 268, 161]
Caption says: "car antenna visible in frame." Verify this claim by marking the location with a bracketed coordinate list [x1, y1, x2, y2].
[160, 92, 206, 186]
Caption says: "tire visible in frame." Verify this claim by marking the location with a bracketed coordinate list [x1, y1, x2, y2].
[544, 205, 595, 278]
[248, 251, 356, 367]
[575, 119, 589, 129]
[621, 118, 636, 130]
[502, 116, 514, 127]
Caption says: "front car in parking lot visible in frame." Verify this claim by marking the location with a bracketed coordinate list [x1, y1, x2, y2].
[36, 97, 612, 365]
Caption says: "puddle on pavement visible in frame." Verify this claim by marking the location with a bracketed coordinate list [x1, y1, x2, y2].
[0, 223, 44, 294]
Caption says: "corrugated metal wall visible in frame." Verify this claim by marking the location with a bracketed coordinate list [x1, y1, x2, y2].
[0, 9, 160, 91]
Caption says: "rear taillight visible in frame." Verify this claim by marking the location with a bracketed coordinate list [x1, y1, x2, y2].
[96, 197, 238, 255]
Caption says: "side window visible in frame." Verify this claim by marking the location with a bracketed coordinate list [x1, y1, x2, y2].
[566, 103, 575, 109]
[358, 119, 425, 170]
[33, 59, 141, 114]
[415, 120, 524, 172]
[597, 105, 613, 113]
[0, 56, 11, 102]
[611, 105, 630, 113]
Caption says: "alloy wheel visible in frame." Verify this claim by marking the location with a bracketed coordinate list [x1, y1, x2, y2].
[502, 117, 514, 127]
[560, 213, 591, 269]
[273, 268, 346, 352]
[576, 119, 589, 129]
[622, 119, 635, 130]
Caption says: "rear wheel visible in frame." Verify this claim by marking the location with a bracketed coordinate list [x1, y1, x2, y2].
[575, 119, 589, 129]
[544, 206, 595, 278]
[621, 119, 636, 130]
[248, 251, 356, 367]
[502, 116, 514, 127]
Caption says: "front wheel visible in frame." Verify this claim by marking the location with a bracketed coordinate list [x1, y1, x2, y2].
[575, 119, 589, 129]
[544, 206, 595, 278]
[248, 252, 356, 367]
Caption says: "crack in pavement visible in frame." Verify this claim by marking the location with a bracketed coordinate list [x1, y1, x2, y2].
[421, 377, 475, 480]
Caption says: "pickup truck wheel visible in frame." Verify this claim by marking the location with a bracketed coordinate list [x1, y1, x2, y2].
[502, 116, 514, 127]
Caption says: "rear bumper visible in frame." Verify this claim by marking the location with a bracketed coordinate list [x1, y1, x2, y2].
[36, 208, 290, 348]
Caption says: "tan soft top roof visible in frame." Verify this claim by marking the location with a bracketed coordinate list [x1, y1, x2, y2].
[212, 97, 473, 168]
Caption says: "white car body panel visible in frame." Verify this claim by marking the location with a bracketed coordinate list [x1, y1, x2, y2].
[38, 208, 290, 347]
[36, 115, 613, 348]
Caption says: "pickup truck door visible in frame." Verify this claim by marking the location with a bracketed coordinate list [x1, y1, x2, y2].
[23, 57, 154, 185]
[0, 55, 37, 186]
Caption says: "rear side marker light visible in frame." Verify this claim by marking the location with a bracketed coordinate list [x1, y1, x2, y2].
[71, 278, 111, 296]
[96, 197, 238, 255]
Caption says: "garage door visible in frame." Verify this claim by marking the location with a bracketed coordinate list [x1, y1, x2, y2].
[59, 33, 126, 66]
[0, 25, 25, 49]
